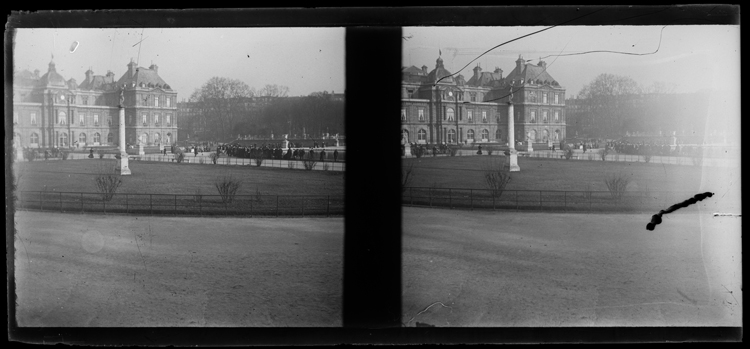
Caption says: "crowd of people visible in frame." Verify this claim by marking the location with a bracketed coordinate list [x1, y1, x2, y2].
[216, 143, 339, 162]
[606, 140, 692, 156]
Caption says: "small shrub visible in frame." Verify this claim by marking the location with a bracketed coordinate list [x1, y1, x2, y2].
[176, 151, 185, 163]
[198, 157, 206, 164]
[482, 158, 511, 197]
[61, 151, 69, 160]
[487, 148, 494, 156]
[414, 147, 424, 158]
[642, 149, 653, 163]
[587, 153, 594, 161]
[214, 175, 242, 203]
[26, 150, 35, 161]
[604, 173, 630, 200]
[600, 149, 609, 161]
[303, 153, 318, 170]
[210, 153, 218, 164]
[564, 148, 573, 160]
[323, 163, 330, 171]
[449, 147, 458, 157]
[98, 151, 105, 159]
[94, 163, 123, 202]
[253, 155, 264, 167]
[288, 161, 295, 169]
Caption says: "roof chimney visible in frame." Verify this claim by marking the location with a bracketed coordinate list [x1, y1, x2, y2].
[421, 65, 428, 73]
[149, 63, 159, 74]
[516, 54, 525, 73]
[85, 68, 94, 84]
[538, 60, 547, 69]
[127, 58, 137, 78]
[473, 64, 482, 80]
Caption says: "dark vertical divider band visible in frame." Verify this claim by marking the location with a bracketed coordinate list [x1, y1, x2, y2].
[344, 27, 403, 328]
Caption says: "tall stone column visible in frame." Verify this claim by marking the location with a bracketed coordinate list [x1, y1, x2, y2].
[504, 101, 520, 172]
[116, 107, 131, 175]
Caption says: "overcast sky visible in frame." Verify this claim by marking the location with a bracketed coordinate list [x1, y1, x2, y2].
[13, 27, 345, 99]
[403, 25, 739, 97]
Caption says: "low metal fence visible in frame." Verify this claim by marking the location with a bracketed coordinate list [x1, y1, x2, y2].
[403, 187, 700, 213]
[16, 191, 344, 217]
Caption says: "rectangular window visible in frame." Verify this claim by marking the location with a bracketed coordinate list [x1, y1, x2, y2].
[79, 114, 85, 125]
[543, 93, 548, 104]
[555, 111, 559, 122]
[155, 114, 160, 124]
[30, 113, 37, 125]
[530, 111, 536, 123]
[167, 114, 171, 125]
[543, 111, 548, 123]
[166, 97, 171, 107]
[143, 113, 147, 125]
[468, 110, 473, 122]
[482, 111, 487, 123]
[94, 114, 99, 125]
[470, 93, 476, 102]
[401, 108, 407, 121]
[554, 94, 559, 104]
[108, 116, 112, 126]
[418, 109, 424, 121]
[155, 96, 159, 107]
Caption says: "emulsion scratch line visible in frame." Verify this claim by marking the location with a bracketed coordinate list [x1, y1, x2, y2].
[405, 302, 452, 326]
[722, 285, 739, 305]
[134, 230, 147, 271]
[577, 301, 701, 311]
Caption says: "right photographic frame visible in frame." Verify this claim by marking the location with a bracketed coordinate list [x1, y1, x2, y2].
[400, 22, 741, 328]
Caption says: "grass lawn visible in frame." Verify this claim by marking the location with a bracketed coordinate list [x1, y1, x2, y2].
[404, 155, 704, 193]
[13, 159, 344, 196]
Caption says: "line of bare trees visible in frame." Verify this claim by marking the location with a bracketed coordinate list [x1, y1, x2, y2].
[182, 77, 343, 141]
[566, 73, 710, 139]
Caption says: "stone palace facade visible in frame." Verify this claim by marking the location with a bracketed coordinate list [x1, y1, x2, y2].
[401, 55, 566, 146]
[12, 58, 178, 150]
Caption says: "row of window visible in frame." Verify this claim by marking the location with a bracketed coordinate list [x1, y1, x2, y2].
[13, 111, 173, 126]
[525, 91, 563, 104]
[55, 94, 175, 107]
[525, 110, 562, 123]
[22, 131, 171, 146]
[405, 128, 563, 143]
[401, 108, 491, 123]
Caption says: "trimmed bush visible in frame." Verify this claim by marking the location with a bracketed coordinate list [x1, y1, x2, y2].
[482, 158, 511, 197]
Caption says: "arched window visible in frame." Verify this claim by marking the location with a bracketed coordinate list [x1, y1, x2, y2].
[401, 129, 409, 143]
[529, 129, 537, 141]
[543, 129, 549, 142]
[495, 129, 502, 141]
[554, 129, 560, 140]
[58, 111, 67, 125]
[446, 108, 455, 122]
[107, 133, 113, 144]
[481, 129, 489, 140]
[154, 132, 161, 144]
[59, 132, 68, 147]
[467, 129, 475, 140]
[447, 129, 456, 143]
[79, 133, 87, 144]
[93, 133, 101, 143]
[30, 133, 39, 145]
[141, 133, 148, 145]
[417, 129, 426, 141]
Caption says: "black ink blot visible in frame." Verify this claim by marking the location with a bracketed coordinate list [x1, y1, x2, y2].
[646, 192, 713, 231]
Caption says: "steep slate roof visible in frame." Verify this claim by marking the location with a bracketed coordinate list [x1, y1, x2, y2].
[504, 62, 558, 86]
[116, 66, 172, 90]
[467, 71, 503, 87]
[78, 75, 115, 90]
